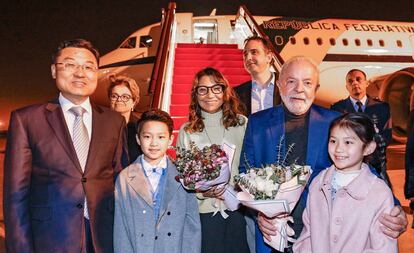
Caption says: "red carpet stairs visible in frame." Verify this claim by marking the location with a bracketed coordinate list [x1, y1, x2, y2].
[169, 43, 251, 144]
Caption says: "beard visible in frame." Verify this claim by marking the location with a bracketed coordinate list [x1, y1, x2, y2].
[281, 94, 312, 115]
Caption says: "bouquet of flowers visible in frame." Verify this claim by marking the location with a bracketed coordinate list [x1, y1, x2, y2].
[234, 137, 311, 252]
[173, 141, 230, 191]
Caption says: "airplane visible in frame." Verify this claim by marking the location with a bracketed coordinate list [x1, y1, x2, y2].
[93, 5, 414, 143]
[1, 5, 414, 144]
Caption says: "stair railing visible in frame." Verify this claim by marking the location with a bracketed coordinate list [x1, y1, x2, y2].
[148, 2, 176, 109]
[236, 5, 284, 72]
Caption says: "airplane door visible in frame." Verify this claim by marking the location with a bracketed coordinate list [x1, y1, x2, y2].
[410, 35, 414, 60]
[193, 19, 218, 44]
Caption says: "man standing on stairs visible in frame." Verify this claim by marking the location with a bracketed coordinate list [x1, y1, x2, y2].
[235, 36, 281, 116]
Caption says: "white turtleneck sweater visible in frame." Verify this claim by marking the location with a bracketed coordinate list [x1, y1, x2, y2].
[177, 110, 247, 213]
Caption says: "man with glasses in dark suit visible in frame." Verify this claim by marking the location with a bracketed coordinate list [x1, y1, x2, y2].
[4, 39, 125, 253]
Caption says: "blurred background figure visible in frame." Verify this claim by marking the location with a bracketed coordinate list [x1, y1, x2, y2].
[108, 75, 142, 163]
[405, 126, 414, 228]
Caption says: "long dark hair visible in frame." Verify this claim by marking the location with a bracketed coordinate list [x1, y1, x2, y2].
[329, 113, 392, 188]
[185, 67, 246, 133]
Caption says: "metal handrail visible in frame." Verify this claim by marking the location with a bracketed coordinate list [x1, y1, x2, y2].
[237, 5, 285, 71]
[148, 2, 176, 108]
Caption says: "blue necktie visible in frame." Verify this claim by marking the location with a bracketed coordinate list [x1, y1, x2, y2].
[146, 167, 164, 176]
[356, 101, 363, 112]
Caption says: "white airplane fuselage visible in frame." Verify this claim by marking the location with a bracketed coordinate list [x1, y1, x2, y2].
[97, 13, 414, 141]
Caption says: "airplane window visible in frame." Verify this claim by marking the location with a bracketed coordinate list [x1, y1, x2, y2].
[355, 39, 361, 46]
[379, 40, 385, 47]
[316, 38, 323, 45]
[303, 37, 310, 45]
[367, 39, 373, 47]
[342, 39, 348, 46]
[396, 40, 403, 47]
[289, 37, 296, 45]
[139, 35, 153, 48]
[120, 36, 137, 49]
[329, 38, 336, 46]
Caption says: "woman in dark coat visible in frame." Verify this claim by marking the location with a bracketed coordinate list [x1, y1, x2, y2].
[108, 75, 142, 163]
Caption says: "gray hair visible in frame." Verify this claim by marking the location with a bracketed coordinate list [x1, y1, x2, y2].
[279, 56, 320, 83]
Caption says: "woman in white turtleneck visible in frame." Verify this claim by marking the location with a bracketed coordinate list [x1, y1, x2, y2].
[177, 67, 253, 253]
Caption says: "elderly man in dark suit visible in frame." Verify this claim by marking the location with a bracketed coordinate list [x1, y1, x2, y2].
[3, 39, 125, 253]
[235, 36, 281, 116]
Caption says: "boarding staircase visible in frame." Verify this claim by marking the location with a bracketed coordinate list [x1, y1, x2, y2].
[168, 43, 251, 144]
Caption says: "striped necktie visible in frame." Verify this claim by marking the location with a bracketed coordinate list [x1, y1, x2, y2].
[70, 106, 90, 219]
[70, 106, 90, 170]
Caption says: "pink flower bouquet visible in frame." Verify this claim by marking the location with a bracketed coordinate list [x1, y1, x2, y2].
[173, 142, 230, 191]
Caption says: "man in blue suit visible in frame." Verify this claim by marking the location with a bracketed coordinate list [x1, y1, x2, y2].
[330, 69, 392, 144]
[331, 69, 393, 186]
[240, 56, 407, 253]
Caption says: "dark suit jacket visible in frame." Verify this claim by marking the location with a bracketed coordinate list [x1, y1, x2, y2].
[234, 80, 281, 116]
[126, 114, 142, 164]
[330, 96, 392, 144]
[3, 100, 125, 253]
[405, 127, 414, 199]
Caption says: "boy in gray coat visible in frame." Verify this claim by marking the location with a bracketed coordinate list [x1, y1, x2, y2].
[114, 109, 201, 253]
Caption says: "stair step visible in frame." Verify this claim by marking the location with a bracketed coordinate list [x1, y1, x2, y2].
[174, 60, 244, 68]
[177, 43, 238, 49]
[171, 94, 191, 105]
[175, 54, 243, 61]
[173, 76, 250, 87]
[175, 48, 242, 55]
[172, 117, 188, 130]
[170, 105, 190, 116]
[174, 67, 248, 76]
[172, 84, 192, 94]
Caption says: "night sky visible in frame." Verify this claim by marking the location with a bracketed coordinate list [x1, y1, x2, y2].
[1, 0, 413, 130]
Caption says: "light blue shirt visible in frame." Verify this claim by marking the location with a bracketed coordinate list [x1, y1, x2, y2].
[140, 155, 168, 221]
[349, 95, 367, 112]
[251, 73, 275, 114]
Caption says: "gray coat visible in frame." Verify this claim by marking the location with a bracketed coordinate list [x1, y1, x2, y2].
[114, 158, 201, 253]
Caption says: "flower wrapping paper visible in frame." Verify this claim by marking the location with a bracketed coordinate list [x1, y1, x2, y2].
[238, 172, 310, 252]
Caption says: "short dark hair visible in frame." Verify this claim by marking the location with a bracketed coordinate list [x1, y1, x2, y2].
[244, 35, 271, 52]
[52, 39, 100, 64]
[346, 69, 367, 79]
[137, 109, 174, 136]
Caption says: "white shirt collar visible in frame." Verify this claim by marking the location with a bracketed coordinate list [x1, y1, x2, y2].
[141, 155, 167, 172]
[349, 95, 367, 106]
[59, 93, 92, 115]
[252, 72, 275, 90]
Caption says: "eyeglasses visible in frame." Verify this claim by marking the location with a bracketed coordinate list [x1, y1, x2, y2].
[109, 93, 133, 102]
[56, 61, 98, 74]
[195, 84, 225, 95]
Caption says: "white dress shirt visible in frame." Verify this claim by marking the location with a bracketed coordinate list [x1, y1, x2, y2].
[59, 93, 92, 141]
[349, 95, 367, 112]
[141, 155, 167, 192]
[251, 73, 275, 114]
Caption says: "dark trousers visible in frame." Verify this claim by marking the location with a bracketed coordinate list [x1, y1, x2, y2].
[84, 218, 95, 253]
[200, 210, 250, 253]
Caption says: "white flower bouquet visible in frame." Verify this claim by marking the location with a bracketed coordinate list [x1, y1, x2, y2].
[234, 139, 311, 251]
